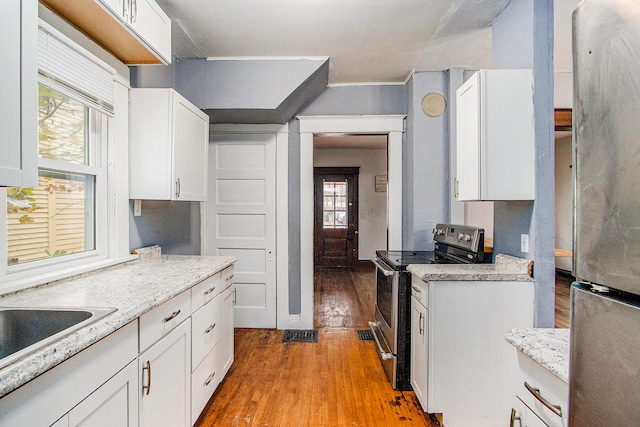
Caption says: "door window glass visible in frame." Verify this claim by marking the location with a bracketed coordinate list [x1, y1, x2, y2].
[322, 181, 347, 229]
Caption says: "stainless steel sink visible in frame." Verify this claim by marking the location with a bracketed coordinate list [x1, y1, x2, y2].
[0, 306, 116, 369]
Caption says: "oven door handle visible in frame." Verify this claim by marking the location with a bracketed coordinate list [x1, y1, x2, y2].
[371, 257, 395, 276]
[368, 321, 394, 360]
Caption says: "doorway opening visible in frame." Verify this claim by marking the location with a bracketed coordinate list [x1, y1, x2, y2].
[311, 135, 388, 329]
[298, 115, 405, 330]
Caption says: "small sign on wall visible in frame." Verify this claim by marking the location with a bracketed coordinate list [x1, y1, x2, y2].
[375, 175, 387, 192]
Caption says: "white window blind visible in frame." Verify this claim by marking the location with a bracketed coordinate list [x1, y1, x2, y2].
[38, 21, 115, 115]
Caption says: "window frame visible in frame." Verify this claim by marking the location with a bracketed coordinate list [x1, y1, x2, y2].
[0, 20, 134, 294]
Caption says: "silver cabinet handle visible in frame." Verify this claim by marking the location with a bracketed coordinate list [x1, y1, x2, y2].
[163, 310, 181, 323]
[226, 275, 234, 282]
[142, 361, 151, 395]
[412, 285, 422, 294]
[175, 178, 181, 199]
[510, 408, 521, 427]
[204, 372, 215, 387]
[232, 289, 237, 304]
[204, 323, 216, 334]
[454, 178, 459, 199]
[419, 312, 424, 335]
[204, 286, 216, 296]
[131, 0, 137, 23]
[524, 382, 562, 417]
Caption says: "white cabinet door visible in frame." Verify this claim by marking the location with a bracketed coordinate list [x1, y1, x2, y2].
[455, 69, 535, 201]
[218, 282, 235, 378]
[128, 0, 171, 63]
[410, 295, 428, 410]
[129, 88, 209, 201]
[0, 0, 37, 187]
[139, 320, 191, 427]
[68, 360, 139, 427]
[208, 135, 276, 328]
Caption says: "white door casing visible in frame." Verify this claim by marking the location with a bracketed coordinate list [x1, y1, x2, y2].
[298, 115, 405, 329]
[206, 125, 288, 329]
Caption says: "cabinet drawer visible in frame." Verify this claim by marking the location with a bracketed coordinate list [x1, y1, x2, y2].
[191, 344, 220, 424]
[191, 297, 221, 369]
[139, 290, 190, 351]
[411, 274, 428, 307]
[191, 273, 221, 312]
[220, 265, 234, 292]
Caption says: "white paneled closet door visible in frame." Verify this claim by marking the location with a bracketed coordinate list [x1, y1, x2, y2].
[208, 134, 277, 328]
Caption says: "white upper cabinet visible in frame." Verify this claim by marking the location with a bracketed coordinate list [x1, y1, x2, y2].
[0, 0, 37, 188]
[455, 69, 535, 201]
[40, 0, 171, 64]
[129, 88, 209, 201]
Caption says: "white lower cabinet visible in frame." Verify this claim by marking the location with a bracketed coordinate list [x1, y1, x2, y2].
[218, 283, 235, 378]
[68, 360, 139, 427]
[139, 319, 192, 427]
[410, 294, 427, 408]
[512, 352, 568, 427]
[0, 266, 235, 427]
[191, 343, 220, 424]
[409, 274, 535, 427]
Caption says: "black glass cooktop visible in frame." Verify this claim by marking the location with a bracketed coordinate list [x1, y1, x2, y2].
[376, 250, 456, 270]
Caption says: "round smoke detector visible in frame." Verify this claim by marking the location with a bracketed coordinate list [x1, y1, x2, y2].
[421, 92, 447, 117]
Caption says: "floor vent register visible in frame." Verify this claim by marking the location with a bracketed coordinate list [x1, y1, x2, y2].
[282, 329, 318, 343]
[357, 330, 374, 341]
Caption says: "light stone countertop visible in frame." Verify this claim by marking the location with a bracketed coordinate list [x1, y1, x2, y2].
[0, 254, 236, 398]
[407, 253, 534, 282]
[505, 328, 570, 383]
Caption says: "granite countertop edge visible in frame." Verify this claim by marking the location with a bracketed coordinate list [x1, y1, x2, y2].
[407, 253, 534, 282]
[0, 255, 236, 398]
[505, 328, 570, 383]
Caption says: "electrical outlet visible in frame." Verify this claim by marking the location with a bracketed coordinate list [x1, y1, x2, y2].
[520, 233, 529, 253]
[134, 199, 142, 217]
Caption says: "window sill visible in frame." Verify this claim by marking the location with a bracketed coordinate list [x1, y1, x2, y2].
[0, 255, 139, 296]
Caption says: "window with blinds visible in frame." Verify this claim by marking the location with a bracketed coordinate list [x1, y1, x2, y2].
[5, 22, 113, 267]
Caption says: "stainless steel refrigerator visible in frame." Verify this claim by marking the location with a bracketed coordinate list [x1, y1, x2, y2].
[570, 0, 640, 425]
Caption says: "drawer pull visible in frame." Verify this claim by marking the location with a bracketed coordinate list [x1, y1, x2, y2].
[226, 275, 234, 282]
[204, 323, 217, 334]
[524, 381, 563, 417]
[412, 285, 422, 294]
[204, 286, 216, 296]
[163, 310, 181, 323]
[142, 361, 152, 395]
[510, 408, 521, 427]
[204, 372, 216, 387]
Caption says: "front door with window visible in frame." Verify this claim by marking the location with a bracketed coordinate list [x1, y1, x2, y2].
[314, 167, 359, 267]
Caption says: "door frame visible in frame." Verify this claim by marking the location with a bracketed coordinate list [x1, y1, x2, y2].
[314, 167, 360, 267]
[298, 115, 405, 329]
[204, 123, 289, 329]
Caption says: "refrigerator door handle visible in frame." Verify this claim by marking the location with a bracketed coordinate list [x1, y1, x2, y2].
[524, 381, 562, 417]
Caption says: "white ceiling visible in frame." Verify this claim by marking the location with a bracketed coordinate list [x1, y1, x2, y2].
[156, 0, 512, 85]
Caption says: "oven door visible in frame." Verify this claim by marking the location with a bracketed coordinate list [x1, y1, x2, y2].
[370, 256, 398, 385]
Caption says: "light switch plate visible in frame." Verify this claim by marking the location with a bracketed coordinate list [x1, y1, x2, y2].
[134, 199, 142, 216]
[520, 233, 529, 253]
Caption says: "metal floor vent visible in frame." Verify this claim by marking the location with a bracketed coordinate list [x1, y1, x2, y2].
[357, 330, 374, 341]
[282, 329, 318, 343]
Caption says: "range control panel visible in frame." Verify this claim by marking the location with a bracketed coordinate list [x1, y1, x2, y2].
[433, 224, 485, 253]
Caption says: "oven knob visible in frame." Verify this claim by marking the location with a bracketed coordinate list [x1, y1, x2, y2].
[458, 233, 464, 240]
[464, 234, 472, 241]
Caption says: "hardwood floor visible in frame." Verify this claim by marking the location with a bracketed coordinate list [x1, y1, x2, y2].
[554, 270, 572, 328]
[195, 263, 571, 426]
[195, 264, 439, 426]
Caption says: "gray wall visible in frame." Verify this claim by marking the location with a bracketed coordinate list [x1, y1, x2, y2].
[129, 201, 201, 255]
[404, 72, 450, 251]
[287, 85, 407, 313]
[492, 0, 555, 327]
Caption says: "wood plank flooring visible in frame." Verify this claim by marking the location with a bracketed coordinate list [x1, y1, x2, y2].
[555, 270, 572, 328]
[195, 264, 437, 427]
[195, 263, 571, 426]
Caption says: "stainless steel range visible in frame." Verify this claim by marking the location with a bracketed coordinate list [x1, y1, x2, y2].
[368, 224, 485, 390]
